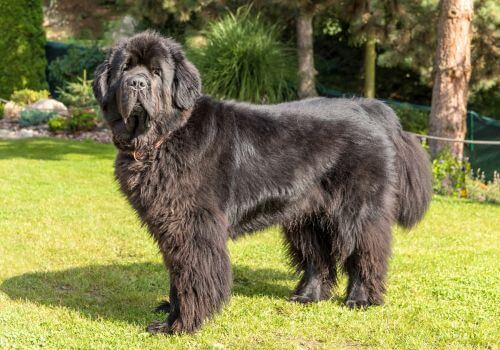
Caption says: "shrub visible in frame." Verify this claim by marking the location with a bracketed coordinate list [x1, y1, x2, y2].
[0, 0, 48, 99]
[19, 110, 56, 127]
[0, 102, 4, 119]
[188, 7, 296, 103]
[67, 109, 98, 132]
[47, 109, 98, 133]
[390, 103, 429, 134]
[10, 89, 50, 106]
[48, 115, 68, 132]
[48, 46, 105, 91]
[57, 71, 98, 110]
[466, 171, 500, 203]
[432, 149, 470, 197]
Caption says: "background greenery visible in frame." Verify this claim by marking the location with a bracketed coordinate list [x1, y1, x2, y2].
[187, 7, 296, 103]
[0, 138, 498, 349]
[0, 0, 48, 99]
[41, 1, 498, 118]
[48, 46, 105, 94]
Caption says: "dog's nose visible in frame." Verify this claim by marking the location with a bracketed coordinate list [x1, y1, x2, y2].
[129, 76, 147, 90]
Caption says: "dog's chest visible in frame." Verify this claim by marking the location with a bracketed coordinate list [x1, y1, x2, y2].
[117, 156, 163, 196]
[114, 153, 195, 226]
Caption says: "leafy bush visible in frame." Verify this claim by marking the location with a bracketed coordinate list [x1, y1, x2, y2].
[19, 110, 56, 127]
[57, 71, 98, 110]
[466, 171, 500, 203]
[0, 102, 4, 119]
[468, 85, 500, 119]
[48, 46, 105, 91]
[48, 109, 98, 133]
[0, 0, 48, 99]
[432, 150, 470, 197]
[67, 109, 98, 132]
[10, 89, 50, 106]
[188, 7, 296, 103]
[390, 103, 429, 134]
[47, 115, 68, 132]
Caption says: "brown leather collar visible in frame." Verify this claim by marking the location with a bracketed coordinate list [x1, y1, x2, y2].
[130, 134, 169, 161]
[128, 108, 192, 161]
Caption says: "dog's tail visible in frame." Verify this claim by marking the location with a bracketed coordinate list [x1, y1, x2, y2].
[394, 131, 432, 228]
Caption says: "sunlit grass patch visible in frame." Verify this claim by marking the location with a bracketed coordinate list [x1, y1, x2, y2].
[0, 138, 498, 349]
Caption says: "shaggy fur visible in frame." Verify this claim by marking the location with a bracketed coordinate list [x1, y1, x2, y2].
[92, 31, 432, 334]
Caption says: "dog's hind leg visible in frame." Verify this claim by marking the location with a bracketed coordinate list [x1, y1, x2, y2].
[343, 218, 392, 308]
[284, 217, 336, 303]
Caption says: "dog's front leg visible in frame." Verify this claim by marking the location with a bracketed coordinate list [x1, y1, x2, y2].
[147, 216, 232, 334]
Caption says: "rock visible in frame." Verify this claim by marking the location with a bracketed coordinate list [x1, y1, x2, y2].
[3, 101, 23, 119]
[18, 129, 36, 138]
[0, 129, 16, 139]
[29, 99, 69, 116]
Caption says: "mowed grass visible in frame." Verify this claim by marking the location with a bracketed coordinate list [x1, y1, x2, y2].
[0, 138, 498, 350]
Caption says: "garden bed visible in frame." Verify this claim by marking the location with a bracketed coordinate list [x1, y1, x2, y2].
[0, 117, 112, 144]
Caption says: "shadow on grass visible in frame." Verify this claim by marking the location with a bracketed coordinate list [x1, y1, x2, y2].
[0, 137, 115, 161]
[0, 262, 294, 324]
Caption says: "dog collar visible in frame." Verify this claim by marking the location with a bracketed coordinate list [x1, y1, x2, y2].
[129, 134, 170, 161]
[128, 109, 191, 161]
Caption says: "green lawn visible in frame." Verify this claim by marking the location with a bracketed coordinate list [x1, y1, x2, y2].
[0, 138, 498, 349]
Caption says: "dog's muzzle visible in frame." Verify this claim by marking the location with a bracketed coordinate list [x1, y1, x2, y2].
[125, 103, 150, 135]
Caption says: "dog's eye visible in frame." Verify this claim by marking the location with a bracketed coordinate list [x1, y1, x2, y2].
[123, 64, 129, 71]
[152, 68, 161, 76]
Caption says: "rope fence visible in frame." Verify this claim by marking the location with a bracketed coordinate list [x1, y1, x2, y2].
[410, 132, 500, 145]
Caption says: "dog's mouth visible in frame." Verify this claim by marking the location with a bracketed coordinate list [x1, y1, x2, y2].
[125, 103, 150, 136]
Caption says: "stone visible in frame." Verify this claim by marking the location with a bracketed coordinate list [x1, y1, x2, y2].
[29, 99, 69, 116]
[3, 101, 23, 119]
[18, 129, 36, 138]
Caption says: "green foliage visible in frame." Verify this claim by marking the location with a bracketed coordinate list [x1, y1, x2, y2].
[130, 0, 220, 38]
[0, 0, 48, 99]
[48, 46, 105, 91]
[47, 115, 68, 132]
[390, 104, 429, 134]
[188, 7, 296, 103]
[375, 0, 498, 97]
[432, 150, 470, 197]
[322, 17, 342, 36]
[468, 84, 500, 118]
[67, 110, 98, 132]
[48, 109, 98, 133]
[57, 71, 98, 110]
[10, 89, 50, 106]
[19, 110, 56, 127]
[466, 171, 500, 204]
[0, 102, 4, 120]
[470, 0, 500, 94]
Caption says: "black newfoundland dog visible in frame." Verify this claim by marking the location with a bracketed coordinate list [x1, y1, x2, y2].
[92, 31, 432, 334]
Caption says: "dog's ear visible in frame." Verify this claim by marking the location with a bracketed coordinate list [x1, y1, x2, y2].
[92, 59, 110, 108]
[172, 54, 201, 110]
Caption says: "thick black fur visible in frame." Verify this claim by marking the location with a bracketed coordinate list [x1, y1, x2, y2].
[93, 31, 432, 334]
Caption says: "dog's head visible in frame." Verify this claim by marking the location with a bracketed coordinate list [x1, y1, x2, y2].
[93, 31, 201, 151]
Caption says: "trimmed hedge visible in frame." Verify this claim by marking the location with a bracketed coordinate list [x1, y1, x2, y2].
[0, 0, 48, 99]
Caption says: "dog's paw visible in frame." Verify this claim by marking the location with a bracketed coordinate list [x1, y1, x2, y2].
[146, 320, 170, 334]
[289, 294, 316, 303]
[153, 300, 170, 314]
[345, 299, 370, 309]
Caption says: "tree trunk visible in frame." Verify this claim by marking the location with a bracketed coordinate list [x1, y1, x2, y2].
[296, 9, 317, 99]
[429, 0, 473, 159]
[363, 35, 376, 98]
